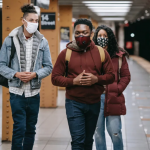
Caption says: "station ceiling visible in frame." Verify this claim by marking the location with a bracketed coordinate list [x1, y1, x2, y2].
[58, 0, 150, 22]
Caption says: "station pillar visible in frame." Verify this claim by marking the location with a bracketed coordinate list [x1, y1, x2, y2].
[40, 0, 59, 108]
[59, 5, 72, 90]
[59, 5, 73, 41]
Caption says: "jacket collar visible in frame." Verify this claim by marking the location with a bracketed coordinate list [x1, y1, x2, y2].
[9, 26, 44, 41]
[67, 40, 95, 52]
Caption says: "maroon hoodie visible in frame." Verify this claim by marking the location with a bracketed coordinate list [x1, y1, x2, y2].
[51, 40, 115, 104]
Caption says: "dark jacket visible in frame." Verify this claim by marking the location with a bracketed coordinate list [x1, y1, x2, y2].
[52, 40, 115, 104]
[104, 49, 131, 116]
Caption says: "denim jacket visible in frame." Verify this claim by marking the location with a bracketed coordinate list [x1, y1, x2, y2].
[0, 26, 53, 89]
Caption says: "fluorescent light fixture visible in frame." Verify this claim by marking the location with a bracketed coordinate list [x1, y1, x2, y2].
[96, 12, 127, 16]
[85, 4, 132, 7]
[90, 9, 129, 12]
[102, 17, 125, 21]
[88, 7, 130, 10]
[82, 1, 133, 4]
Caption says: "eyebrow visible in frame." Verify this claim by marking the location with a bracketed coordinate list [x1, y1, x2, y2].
[75, 30, 88, 32]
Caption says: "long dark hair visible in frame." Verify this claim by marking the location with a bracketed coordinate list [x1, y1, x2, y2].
[93, 25, 119, 57]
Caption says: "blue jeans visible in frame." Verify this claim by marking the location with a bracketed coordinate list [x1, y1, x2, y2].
[10, 93, 40, 150]
[65, 99, 100, 150]
[95, 94, 123, 150]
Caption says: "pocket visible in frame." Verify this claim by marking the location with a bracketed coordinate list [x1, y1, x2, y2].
[65, 99, 74, 118]
[107, 93, 125, 104]
[38, 49, 44, 62]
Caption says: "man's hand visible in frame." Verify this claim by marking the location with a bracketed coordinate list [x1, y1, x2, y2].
[80, 73, 98, 86]
[73, 70, 85, 85]
[15, 72, 37, 83]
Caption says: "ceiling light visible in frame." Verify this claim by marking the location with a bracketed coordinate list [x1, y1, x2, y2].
[83, 1, 133, 4]
[72, 18, 77, 22]
[145, 10, 148, 13]
[101, 17, 125, 21]
[89, 9, 129, 13]
[130, 33, 135, 37]
[141, 16, 144, 19]
[85, 4, 132, 7]
[137, 18, 140, 21]
[125, 20, 128, 24]
[96, 12, 127, 16]
[88, 7, 130, 10]
[146, 13, 150, 16]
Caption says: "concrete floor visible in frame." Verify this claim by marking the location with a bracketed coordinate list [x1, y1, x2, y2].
[0, 58, 150, 150]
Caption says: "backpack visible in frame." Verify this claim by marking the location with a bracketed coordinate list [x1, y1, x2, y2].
[65, 45, 105, 77]
[0, 37, 16, 88]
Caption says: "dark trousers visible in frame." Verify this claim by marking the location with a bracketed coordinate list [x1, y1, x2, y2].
[10, 93, 40, 150]
[65, 99, 100, 150]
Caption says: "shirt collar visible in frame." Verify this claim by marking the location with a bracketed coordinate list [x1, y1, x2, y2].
[23, 33, 33, 41]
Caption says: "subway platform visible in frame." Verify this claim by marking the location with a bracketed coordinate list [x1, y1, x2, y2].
[0, 58, 150, 150]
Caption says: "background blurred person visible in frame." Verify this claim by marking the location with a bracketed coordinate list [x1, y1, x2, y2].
[93, 25, 131, 150]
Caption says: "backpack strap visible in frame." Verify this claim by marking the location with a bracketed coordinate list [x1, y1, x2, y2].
[65, 48, 72, 62]
[8, 37, 16, 67]
[96, 45, 105, 63]
[65, 48, 72, 77]
[119, 57, 122, 80]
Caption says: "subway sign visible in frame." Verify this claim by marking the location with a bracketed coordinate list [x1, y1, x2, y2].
[41, 13, 55, 29]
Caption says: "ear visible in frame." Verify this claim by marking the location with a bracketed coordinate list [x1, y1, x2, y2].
[90, 31, 94, 40]
[22, 19, 25, 24]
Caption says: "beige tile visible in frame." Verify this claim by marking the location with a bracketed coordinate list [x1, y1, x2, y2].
[43, 145, 67, 150]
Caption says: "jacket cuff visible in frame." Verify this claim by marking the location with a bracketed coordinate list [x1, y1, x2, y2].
[11, 71, 17, 79]
[35, 71, 42, 82]
[66, 78, 73, 87]
[117, 84, 123, 94]
[97, 75, 105, 85]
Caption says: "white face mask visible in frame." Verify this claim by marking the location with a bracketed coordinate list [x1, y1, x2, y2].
[24, 19, 38, 34]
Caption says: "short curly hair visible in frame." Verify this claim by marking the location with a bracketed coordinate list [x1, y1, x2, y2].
[74, 18, 93, 31]
[93, 25, 119, 57]
[21, 4, 37, 18]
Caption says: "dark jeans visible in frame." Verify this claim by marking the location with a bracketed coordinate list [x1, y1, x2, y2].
[65, 99, 100, 150]
[10, 93, 40, 150]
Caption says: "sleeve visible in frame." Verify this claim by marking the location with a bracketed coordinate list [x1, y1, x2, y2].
[0, 37, 17, 80]
[96, 50, 115, 85]
[118, 56, 131, 94]
[51, 49, 73, 87]
[35, 39, 53, 80]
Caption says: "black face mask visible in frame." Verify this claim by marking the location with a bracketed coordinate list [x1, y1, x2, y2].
[97, 37, 109, 48]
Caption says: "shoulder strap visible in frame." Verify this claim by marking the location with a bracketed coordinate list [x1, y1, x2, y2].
[65, 48, 72, 77]
[65, 48, 72, 62]
[119, 57, 122, 80]
[96, 45, 105, 63]
[9, 37, 16, 67]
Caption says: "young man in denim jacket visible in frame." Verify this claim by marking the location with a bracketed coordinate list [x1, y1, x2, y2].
[0, 4, 52, 150]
